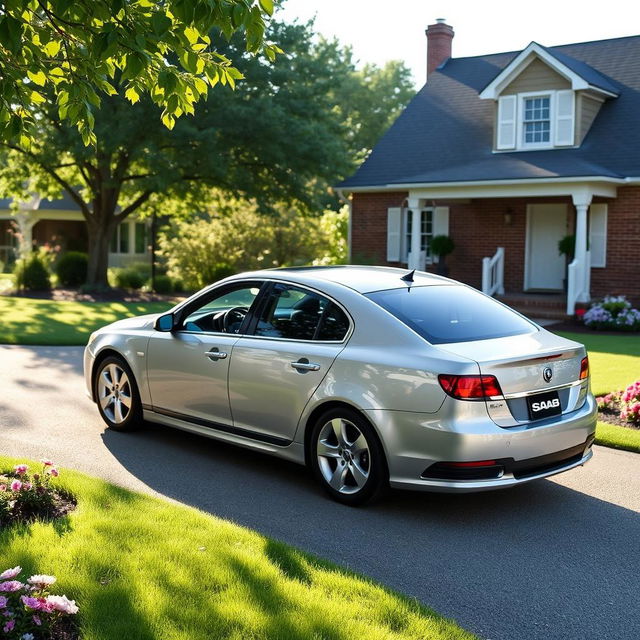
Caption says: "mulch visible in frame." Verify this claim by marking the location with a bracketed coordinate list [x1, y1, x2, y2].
[2, 287, 185, 303]
[597, 408, 640, 431]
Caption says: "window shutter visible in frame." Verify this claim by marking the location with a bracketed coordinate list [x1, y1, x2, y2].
[386, 207, 402, 262]
[433, 207, 450, 237]
[497, 95, 517, 149]
[554, 90, 575, 146]
[589, 204, 607, 268]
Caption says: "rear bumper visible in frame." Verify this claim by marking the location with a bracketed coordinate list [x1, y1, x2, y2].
[366, 393, 597, 493]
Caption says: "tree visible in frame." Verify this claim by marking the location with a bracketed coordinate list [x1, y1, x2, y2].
[0, 0, 279, 145]
[0, 19, 356, 286]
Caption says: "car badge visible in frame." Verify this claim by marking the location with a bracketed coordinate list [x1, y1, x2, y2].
[543, 367, 553, 383]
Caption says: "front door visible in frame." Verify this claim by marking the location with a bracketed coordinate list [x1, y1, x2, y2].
[525, 204, 568, 291]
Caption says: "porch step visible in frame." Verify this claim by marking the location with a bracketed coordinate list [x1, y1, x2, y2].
[497, 294, 569, 320]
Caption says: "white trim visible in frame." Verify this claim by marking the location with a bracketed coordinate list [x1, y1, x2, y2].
[517, 91, 554, 150]
[479, 42, 618, 100]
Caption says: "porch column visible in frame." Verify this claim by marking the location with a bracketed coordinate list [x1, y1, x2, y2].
[407, 198, 422, 270]
[568, 194, 592, 314]
[14, 212, 36, 258]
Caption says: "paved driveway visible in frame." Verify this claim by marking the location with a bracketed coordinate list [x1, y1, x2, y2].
[1, 345, 639, 640]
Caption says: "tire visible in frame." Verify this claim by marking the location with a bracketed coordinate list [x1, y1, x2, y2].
[309, 407, 387, 506]
[93, 355, 143, 431]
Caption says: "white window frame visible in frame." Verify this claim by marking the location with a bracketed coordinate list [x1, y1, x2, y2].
[401, 207, 434, 264]
[110, 221, 148, 256]
[517, 91, 553, 150]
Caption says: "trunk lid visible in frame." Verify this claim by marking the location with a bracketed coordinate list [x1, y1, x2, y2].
[439, 329, 588, 427]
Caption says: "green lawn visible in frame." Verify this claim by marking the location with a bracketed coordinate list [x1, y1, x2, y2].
[556, 331, 639, 452]
[0, 297, 172, 345]
[0, 457, 476, 640]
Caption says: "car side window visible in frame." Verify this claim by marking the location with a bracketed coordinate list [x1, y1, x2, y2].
[254, 284, 350, 342]
[181, 284, 262, 334]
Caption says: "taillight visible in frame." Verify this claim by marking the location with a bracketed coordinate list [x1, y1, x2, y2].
[438, 374, 503, 399]
[579, 356, 589, 380]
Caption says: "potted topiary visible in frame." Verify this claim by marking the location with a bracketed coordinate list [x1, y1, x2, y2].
[558, 235, 576, 292]
[430, 235, 455, 276]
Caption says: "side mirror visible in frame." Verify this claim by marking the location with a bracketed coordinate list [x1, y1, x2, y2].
[154, 313, 176, 332]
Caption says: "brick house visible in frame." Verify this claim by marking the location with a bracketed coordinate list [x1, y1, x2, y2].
[338, 22, 640, 315]
[0, 193, 150, 269]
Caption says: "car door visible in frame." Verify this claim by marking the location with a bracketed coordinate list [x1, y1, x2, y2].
[146, 281, 265, 426]
[228, 282, 351, 443]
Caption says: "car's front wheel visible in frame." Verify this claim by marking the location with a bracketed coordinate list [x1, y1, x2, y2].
[94, 356, 143, 431]
[310, 407, 387, 506]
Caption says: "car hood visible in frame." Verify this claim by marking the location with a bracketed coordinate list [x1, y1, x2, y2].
[102, 313, 160, 332]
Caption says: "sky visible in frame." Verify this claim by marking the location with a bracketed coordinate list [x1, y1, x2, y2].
[278, 0, 640, 87]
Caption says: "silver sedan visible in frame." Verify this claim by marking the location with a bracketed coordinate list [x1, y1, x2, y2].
[84, 266, 596, 505]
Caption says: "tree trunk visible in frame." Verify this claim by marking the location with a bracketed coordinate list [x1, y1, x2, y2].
[86, 219, 115, 288]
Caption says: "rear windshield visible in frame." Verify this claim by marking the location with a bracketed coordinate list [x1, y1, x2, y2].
[366, 285, 536, 344]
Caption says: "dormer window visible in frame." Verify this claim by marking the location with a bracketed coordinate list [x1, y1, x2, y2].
[522, 95, 550, 145]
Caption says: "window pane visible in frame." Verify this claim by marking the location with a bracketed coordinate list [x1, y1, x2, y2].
[135, 223, 146, 254]
[367, 285, 536, 344]
[119, 223, 129, 254]
[255, 285, 327, 340]
[182, 285, 261, 333]
[316, 303, 350, 341]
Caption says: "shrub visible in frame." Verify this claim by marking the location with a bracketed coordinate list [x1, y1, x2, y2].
[111, 267, 145, 290]
[430, 235, 455, 257]
[55, 251, 88, 287]
[621, 381, 640, 426]
[583, 295, 640, 331]
[14, 254, 50, 291]
[148, 274, 173, 294]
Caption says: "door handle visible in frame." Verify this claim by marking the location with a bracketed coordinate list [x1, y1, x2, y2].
[205, 349, 227, 360]
[290, 359, 320, 372]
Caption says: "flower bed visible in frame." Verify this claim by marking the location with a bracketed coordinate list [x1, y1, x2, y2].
[0, 567, 78, 640]
[0, 462, 75, 527]
[596, 381, 640, 430]
[583, 295, 640, 331]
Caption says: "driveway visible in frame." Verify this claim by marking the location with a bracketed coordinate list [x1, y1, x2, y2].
[1, 345, 639, 640]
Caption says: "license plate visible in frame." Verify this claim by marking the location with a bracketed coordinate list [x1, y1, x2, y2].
[526, 390, 562, 420]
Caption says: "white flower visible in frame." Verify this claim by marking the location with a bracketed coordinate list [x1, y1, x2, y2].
[45, 594, 79, 615]
[21, 634, 35, 640]
[0, 567, 21, 581]
[27, 575, 56, 588]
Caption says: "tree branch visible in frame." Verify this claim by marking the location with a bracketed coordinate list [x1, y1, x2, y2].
[0, 142, 91, 219]
[116, 190, 152, 221]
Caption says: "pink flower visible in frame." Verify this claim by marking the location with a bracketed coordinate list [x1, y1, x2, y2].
[21, 595, 46, 610]
[10, 480, 22, 492]
[14, 465, 28, 475]
[22, 482, 32, 491]
[45, 594, 78, 614]
[3, 620, 15, 633]
[0, 580, 24, 592]
[27, 575, 56, 589]
[48, 468, 59, 478]
[0, 484, 5, 492]
[41, 460, 53, 467]
[0, 567, 21, 580]
[32, 615, 42, 626]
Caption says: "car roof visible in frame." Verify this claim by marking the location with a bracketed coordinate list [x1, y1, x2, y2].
[233, 265, 456, 294]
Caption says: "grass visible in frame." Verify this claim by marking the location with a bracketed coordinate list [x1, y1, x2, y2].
[0, 457, 476, 640]
[0, 297, 172, 345]
[556, 331, 640, 453]
[594, 421, 640, 453]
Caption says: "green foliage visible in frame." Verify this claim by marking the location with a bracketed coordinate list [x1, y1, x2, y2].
[159, 201, 348, 290]
[111, 267, 146, 290]
[148, 274, 173, 294]
[0, 0, 279, 146]
[558, 235, 575, 259]
[14, 252, 51, 290]
[56, 251, 88, 286]
[430, 235, 455, 257]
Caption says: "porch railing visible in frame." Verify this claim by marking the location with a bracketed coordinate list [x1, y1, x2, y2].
[482, 247, 504, 296]
[567, 250, 591, 315]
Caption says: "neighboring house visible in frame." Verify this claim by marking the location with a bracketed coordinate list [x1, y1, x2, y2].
[0, 193, 150, 269]
[338, 21, 640, 314]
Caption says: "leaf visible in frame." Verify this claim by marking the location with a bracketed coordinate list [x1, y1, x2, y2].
[27, 70, 47, 86]
[258, 0, 274, 16]
[184, 27, 199, 45]
[125, 86, 140, 104]
[30, 90, 46, 104]
[161, 112, 176, 130]
[43, 40, 61, 57]
[151, 11, 172, 36]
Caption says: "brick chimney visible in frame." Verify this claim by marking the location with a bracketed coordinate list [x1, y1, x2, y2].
[425, 19, 454, 80]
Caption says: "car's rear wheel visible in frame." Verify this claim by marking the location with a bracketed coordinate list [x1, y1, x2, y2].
[310, 407, 387, 506]
[94, 356, 142, 431]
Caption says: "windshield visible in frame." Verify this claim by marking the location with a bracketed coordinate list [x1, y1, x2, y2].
[367, 285, 536, 344]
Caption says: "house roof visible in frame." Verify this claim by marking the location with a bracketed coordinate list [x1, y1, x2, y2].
[339, 35, 640, 190]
